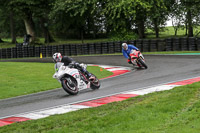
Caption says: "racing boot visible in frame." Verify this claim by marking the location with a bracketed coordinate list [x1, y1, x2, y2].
[85, 71, 92, 80]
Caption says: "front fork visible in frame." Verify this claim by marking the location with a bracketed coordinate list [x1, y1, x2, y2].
[139, 53, 145, 61]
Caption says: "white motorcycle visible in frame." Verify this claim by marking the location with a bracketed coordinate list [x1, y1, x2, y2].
[53, 62, 100, 95]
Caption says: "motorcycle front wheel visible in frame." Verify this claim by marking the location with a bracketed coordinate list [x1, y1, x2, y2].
[138, 58, 148, 69]
[89, 74, 100, 90]
[61, 76, 78, 95]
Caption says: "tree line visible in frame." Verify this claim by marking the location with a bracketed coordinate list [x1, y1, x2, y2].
[0, 0, 200, 44]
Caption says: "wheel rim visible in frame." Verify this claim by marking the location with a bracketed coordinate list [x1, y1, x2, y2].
[65, 80, 77, 91]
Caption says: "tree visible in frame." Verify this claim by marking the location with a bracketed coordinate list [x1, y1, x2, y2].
[8, 0, 55, 43]
[103, 0, 151, 39]
[40, 17, 55, 43]
[37, 0, 55, 43]
[8, 0, 35, 42]
[9, 10, 16, 43]
[147, 0, 169, 38]
[169, 1, 185, 36]
[179, 0, 200, 37]
[135, 4, 147, 38]
[0, 0, 16, 43]
[51, 0, 103, 42]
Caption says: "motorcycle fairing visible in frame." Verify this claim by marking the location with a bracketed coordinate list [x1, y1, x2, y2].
[53, 64, 90, 91]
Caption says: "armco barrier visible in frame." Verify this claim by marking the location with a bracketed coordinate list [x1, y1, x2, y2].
[143, 39, 150, 52]
[108, 42, 114, 53]
[12, 47, 17, 58]
[88, 43, 95, 54]
[181, 37, 187, 51]
[114, 41, 122, 53]
[165, 38, 172, 51]
[95, 43, 102, 54]
[70, 44, 77, 56]
[172, 38, 180, 51]
[82, 44, 89, 55]
[197, 38, 200, 51]
[2, 49, 7, 59]
[0, 38, 200, 59]
[188, 37, 196, 51]
[135, 39, 143, 51]
[150, 40, 157, 52]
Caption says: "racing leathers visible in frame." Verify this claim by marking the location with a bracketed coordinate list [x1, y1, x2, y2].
[56, 56, 92, 79]
[122, 44, 139, 64]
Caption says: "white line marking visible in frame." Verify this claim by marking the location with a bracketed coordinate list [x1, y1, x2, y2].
[15, 105, 90, 120]
[123, 85, 179, 95]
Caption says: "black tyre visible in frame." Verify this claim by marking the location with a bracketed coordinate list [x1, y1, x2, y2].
[61, 76, 78, 95]
[90, 74, 100, 90]
[138, 59, 148, 69]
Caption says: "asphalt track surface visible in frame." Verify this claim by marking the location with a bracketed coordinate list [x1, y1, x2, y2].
[0, 55, 200, 118]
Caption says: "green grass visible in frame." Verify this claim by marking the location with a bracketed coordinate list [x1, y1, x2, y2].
[78, 51, 200, 55]
[143, 51, 200, 55]
[1, 81, 200, 132]
[0, 38, 111, 49]
[0, 42, 16, 48]
[50, 38, 110, 45]
[77, 51, 200, 55]
[146, 26, 200, 39]
[75, 51, 200, 55]
[0, 62, 113, 99]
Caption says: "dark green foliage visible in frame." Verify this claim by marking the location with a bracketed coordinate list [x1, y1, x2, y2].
[0, 0, 200, 43]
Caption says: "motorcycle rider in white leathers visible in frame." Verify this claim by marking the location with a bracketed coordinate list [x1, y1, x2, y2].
[52, 53, 92, 79]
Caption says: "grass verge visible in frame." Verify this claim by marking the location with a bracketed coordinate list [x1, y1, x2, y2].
[0, 38, 111, 49]
[0, 62, 113, 99]
[73, 51, 200, 55]
[74, 51, 200, 55]
[146, 26, 200, 38]
[1, 81, 200, 132]
[143, 51, 200, 55]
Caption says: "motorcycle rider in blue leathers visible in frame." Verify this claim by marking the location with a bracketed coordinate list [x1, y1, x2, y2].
[122, 43, 139, 64]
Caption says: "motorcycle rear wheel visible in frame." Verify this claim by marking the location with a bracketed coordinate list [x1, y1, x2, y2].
[138, 59, 148, 69]
[61, 76, 78, 95]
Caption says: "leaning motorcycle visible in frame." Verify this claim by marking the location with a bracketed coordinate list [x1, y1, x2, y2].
[53, 62, 100, 95]
[129, 50, 148, 69]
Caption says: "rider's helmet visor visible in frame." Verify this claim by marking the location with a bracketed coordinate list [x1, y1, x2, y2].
[123, 45, 128, 50]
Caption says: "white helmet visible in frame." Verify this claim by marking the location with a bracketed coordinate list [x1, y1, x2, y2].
[52, 53, 62, 62]
[122, 43, 128, 50]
